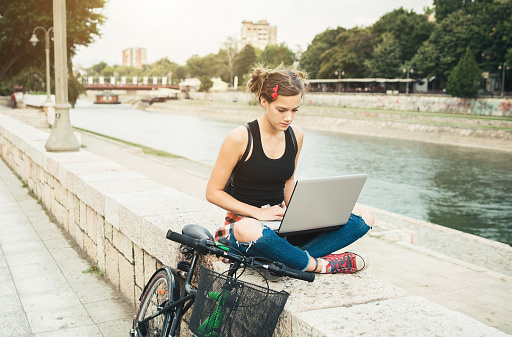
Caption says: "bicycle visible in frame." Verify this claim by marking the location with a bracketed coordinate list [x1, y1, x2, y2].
[130, 224, 315, 337]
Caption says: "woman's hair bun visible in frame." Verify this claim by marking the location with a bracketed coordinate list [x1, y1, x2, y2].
[247, 64, 309, 103]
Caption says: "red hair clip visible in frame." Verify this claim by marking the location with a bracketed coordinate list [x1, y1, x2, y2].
[271, 85, 278, 100]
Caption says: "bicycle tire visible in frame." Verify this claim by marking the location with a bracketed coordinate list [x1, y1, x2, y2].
[132, 267, 180, 337]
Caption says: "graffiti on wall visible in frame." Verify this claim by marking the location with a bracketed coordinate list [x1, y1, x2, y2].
[194, 92, 512, 117]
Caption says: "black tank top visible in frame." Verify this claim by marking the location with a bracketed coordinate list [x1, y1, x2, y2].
[231, 120, 297, 208]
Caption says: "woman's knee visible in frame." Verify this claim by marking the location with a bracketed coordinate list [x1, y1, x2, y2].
[233, 218, 263, 243]
[353, 204, 375, 227]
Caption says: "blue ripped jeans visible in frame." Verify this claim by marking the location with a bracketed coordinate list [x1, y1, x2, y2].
[229, 213, 371, 271]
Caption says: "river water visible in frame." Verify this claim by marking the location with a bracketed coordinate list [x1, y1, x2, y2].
[70, 100, 512, 246]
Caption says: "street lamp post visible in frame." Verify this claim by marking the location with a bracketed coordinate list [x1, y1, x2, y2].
[44, 0, 80, 152]
[30, 26, 54, 103]
[498, 64, 509, 97]
[334, 69, 344, 92]
[335, 69, 344, 79]
[403, 66, 414, 94]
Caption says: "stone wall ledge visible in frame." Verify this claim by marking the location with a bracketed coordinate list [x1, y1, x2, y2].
[0, 113, 507, 336]
[190, 91, 512, 117]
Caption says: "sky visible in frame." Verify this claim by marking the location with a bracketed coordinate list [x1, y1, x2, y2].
[73, 0, 433, 68]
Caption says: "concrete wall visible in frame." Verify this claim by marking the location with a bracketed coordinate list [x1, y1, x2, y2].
[0, 113, 506, 336]
[0, 114, 223, 311]
[190, 91, 512, 117]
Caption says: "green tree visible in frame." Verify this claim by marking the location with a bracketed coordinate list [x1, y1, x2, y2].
[173, 66, 187, 84]
[472, 0, 512, 72]
[259, 43, 294, 67]
[433, 0, 465, 21]
[186, 54, 220, 85]
[418, 0, 512, 82]
[300, 27, 346, 79]
[88, 61, 108, 75]
[68, 74, 85, 108]
[317, 27, 375, 78]
[198, 76, 213, 92]
[411, 11, 478, 82]
[0, 0, 105, 87]
[100, 65, 116, 77]
[371, 8, 434, 63]
[234, 44, 257, 83]
[445, 48, 482, 97]
[364, 33, 402, 78]
[146, 57, 180, 81]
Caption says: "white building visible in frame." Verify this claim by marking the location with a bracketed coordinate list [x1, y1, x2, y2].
[122, 48, 148, 69]
[241, 20, 277, 50]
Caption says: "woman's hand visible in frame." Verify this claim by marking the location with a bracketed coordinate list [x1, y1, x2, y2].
[254, 204, 286, 221]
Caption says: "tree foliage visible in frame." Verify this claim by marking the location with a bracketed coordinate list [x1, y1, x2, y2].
[68, 74, 85, 108]
[234, 44, 257, 84]
[411, 11, 478, 81]
[413, 0, 512, 83]
[445, 48, 482, 97]
[300, 27, 345, 79]
[371, 8, 434, 62]
[316, 27, 375, 79]
[260, 43, 295, 67]
[198, 76, 213, 92]
[364, 33, 402, 78]
[0, 0, 106, 92]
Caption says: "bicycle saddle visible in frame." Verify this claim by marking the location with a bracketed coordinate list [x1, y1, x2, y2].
[182, 224, 213, 240]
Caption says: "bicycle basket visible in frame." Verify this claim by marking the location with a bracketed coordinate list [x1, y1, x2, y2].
[189, 265, 289, 337]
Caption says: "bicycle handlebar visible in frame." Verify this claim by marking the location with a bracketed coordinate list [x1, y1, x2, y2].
[166, 229, 315, 282]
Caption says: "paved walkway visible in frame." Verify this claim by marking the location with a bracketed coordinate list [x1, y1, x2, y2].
[0, 159, 133, 337]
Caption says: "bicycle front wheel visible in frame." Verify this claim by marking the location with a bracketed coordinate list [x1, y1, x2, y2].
[133, 267, 179, 337]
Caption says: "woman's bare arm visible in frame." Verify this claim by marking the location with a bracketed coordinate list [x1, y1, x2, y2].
[284, 125, 304, 206]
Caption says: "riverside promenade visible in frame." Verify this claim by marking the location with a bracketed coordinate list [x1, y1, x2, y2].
[0, 158, 133, 336]
[1, 104, 511, 336]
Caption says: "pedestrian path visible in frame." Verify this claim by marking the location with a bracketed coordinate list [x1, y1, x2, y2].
[0, 158, 133, 337]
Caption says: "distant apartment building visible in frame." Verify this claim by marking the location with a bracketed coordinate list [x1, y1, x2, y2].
[241, 20, 277, 50]
[122, 47, 148, 69]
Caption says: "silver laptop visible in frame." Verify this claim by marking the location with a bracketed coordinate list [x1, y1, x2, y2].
[263, 174, 368, 236]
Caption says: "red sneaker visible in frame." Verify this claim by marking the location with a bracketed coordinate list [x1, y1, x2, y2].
[322, 251, 368, 274]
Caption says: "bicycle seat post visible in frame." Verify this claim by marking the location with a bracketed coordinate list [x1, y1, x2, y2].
[168, 250, 200, 335]
[184, 252, 200, 290]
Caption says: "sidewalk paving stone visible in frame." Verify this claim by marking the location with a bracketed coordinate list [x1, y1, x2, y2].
[0, 158, 133, 337]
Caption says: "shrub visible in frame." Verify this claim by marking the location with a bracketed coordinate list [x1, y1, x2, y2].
[446, 48, 482, 98]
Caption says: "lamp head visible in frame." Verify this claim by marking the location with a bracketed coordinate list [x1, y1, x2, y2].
[30, 34, 39, 46]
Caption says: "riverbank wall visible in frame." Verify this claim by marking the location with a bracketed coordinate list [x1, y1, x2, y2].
[7, 91, 512, 117]
[0, 111, 508, 336]
[147, 98, 512, 153]
[190, 91, 512, 117]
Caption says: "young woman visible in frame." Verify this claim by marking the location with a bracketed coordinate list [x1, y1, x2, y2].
[206, 65, 374, 274]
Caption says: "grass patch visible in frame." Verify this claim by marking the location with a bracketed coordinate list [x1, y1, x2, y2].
[74, 127, 183, 159]
[301, 104, 512, 122]
[83, 265, 104, 277]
